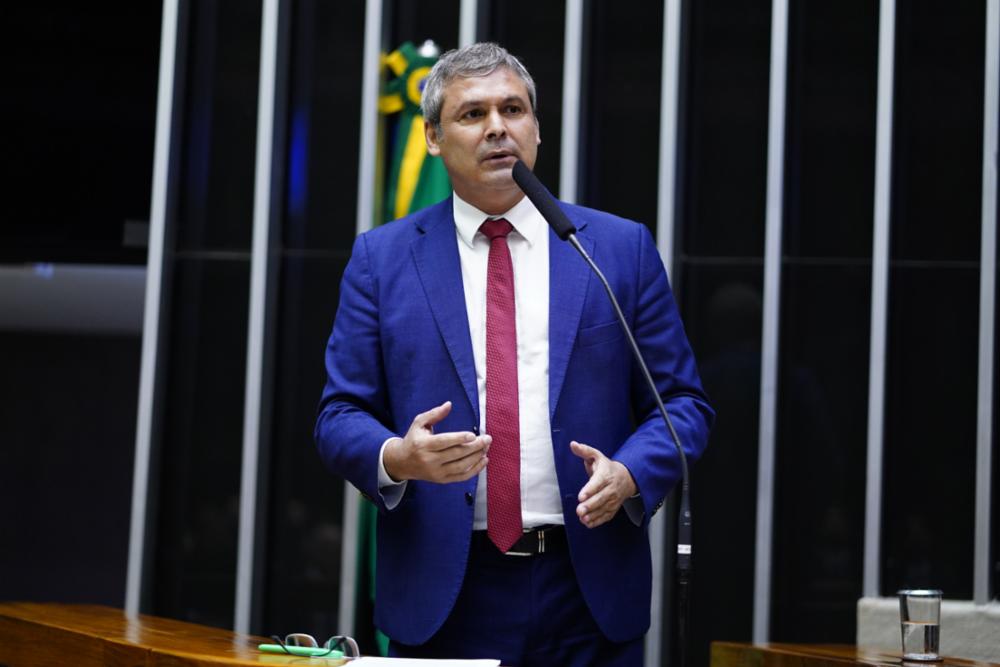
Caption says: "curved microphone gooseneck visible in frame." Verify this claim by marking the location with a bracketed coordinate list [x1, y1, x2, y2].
[511, 159, 693, 667]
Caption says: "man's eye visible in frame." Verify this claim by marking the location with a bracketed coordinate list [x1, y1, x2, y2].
[504, 105, 523, 114]
[463, 109, 484, 119]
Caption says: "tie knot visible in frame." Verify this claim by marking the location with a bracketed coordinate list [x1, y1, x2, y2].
[480, 217, 513, 241]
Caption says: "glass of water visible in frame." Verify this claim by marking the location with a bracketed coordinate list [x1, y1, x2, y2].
[897, 589, 942, 661]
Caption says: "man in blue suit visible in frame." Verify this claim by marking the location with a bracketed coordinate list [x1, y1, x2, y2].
[316, 43, 713, 665]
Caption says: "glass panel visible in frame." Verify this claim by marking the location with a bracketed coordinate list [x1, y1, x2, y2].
[772, 264, 871, 640]
[150, 0, 261, 629]
[481, 0, 565, 195]
[153, 257, 251, 628]
[880, 1, 985, 601]
[769, 0, 877, 642]
[282, 0, 366, 252]
[578, 0, 663, 233]
[262, 0, 367, 639]
[881, 267, 978, 599]
[0, 5, 160, 264]
[889, 2, 985, 263]
[782, 1, 877, 260]
[174, 0, 262, 253]
[675, 2, 771, 662]
[681, 262, 763, 667]
[262, 255, 350, 637]
[680, 0, 771, 259]
[388, 0, 460, 52]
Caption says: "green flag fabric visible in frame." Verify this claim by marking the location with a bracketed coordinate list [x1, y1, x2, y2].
[379, 41, 451, 223]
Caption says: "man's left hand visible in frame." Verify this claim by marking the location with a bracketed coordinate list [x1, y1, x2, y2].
[571, 441, 638, 529]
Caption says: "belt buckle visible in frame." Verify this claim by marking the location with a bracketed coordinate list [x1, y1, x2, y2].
[505, 527, 546, 557]
[506, 549, 533, 557]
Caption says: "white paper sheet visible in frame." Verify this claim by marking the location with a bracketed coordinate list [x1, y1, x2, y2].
[351, 658, 500, 667]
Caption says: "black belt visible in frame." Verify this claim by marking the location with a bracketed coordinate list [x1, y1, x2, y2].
[475, 525, 565, 556]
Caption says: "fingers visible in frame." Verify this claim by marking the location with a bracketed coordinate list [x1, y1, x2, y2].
[570, 440, 600, 460]
[410, 434, 491, 483]
[578, 502, 616, 528]
[576, 455, 611, 527]
[430, 436, 489, 483]
[570, 440, 600, 477]
[437, 435, 491, 466]
[397, 402, 493, 483]
[420, 430, 479, 451]
[577, 477, 625, 528]
[414, 400, 453, 429]
[571, 444, 632, 528]
[577, 485, 612, 526]
[440, 445, 490, 482]
[577, 467, 609, 502]
[409, 402, 480, 450]
[574, 441, 604, 501]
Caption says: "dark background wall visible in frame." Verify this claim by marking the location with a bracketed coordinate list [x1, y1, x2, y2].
[0, 3, 160, 608]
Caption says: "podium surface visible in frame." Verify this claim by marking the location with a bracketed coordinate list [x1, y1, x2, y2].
[712, 641, 1000, 667]
[0, 602, 347, 666]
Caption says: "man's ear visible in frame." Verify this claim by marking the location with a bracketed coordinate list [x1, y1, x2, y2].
[425, 120, 441, 156]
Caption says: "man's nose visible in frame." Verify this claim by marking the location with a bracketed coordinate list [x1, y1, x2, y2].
[484, 108, 507, 140]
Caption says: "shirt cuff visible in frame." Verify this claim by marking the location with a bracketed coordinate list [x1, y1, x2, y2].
[378, 437, 407, 509]
[623, 494, 644, 526]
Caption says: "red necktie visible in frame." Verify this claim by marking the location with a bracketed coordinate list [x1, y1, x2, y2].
[481, 218, 522, 553]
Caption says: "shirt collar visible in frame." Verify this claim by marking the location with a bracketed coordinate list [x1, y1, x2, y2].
[453, 192, 545, 249]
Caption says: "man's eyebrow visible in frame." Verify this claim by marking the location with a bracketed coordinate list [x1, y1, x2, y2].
[452, 95, 529, 115]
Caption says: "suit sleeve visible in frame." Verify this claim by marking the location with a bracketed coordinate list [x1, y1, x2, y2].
[611, 223, 714, 527]
[315, 233, 398, 511]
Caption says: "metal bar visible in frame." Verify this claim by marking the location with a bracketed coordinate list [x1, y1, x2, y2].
[647, 1, 684, 664]
[657, 0, 683, 277]
[234, 0, 281, 634]
[863, 0, 896, 600]
[341, 0, 384, 637]
[559, 0, 584, 203]
[338, 486, 362, 638]
[752, 0, 789, 643]
[459, 0, 477, 46]
[974, 0, 998, 606]
[126, 0, 181, 616]
[355, 0, 383, 237]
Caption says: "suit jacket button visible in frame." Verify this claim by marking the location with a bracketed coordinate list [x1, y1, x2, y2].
[465, 492, 474, 506]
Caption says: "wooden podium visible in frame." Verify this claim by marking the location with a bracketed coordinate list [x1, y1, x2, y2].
[0, 602, 347, 666]
[7, 603, 998, 667]
[711, 641, 1000, 667]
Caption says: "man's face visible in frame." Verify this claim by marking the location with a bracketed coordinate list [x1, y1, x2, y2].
[425, 67, 541, 214]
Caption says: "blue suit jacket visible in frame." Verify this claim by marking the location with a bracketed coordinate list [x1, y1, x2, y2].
[316, 196, 713, 644]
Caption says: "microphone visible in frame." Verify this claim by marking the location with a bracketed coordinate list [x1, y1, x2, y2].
[511, 159, 694, 667]
[511, 161, 577, 240]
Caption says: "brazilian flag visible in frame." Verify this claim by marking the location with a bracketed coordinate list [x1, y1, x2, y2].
[379, 41, 451, 223]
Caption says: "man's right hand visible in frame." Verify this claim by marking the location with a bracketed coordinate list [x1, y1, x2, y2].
[383, 401, 491, 484]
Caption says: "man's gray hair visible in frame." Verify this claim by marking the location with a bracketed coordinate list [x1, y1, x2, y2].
[421, 42, 537, 132]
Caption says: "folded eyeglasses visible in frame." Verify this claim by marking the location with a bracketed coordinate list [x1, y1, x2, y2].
[260, 633, 360, 658]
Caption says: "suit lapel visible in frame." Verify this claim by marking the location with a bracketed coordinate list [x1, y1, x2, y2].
[411, 205, 480, 421]
[548, 213, 593, 419]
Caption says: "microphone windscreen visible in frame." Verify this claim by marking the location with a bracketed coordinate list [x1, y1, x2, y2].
[512, 160, 577, 240]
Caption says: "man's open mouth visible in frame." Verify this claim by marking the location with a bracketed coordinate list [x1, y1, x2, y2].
[484, 151, 515, 162]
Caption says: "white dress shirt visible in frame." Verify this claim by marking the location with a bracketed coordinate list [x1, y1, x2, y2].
[379, 192, 564, 529]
